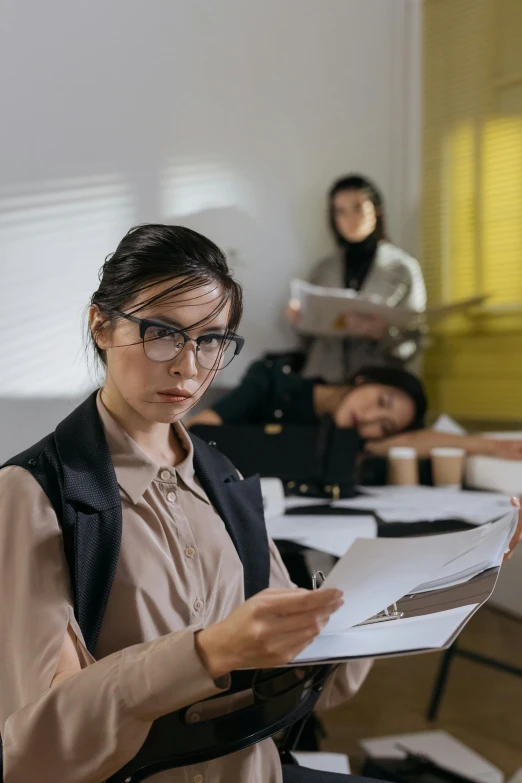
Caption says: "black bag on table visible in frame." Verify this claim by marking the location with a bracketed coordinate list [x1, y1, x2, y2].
[190, 417, 361, 500]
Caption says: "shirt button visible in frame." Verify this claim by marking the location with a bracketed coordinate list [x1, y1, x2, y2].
[185, 546, 196, 559]
[193, 598, 204, 612]
[282, 364, 291, 374]
[160, 470, 171, 480]
[274, 409, 283, 419]
[190, 713, 201, 724]
[167, 491, 176, 503]
[194, 774, 204, 783]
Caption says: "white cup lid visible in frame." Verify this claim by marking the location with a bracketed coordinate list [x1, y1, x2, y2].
[430, 447, 466, 457]
[388, 447, 417, 458]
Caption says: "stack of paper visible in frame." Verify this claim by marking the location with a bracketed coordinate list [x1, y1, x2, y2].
[336, 486, 513, 525]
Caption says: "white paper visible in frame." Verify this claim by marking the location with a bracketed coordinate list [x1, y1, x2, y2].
[361, 730, 504, 783]
[259, 478, 285, 520]
[319, 530, 481, 633]
[293, 753, 350, 775]
[265, 514, 377, 557]
[291, 278, 416, 337]
[294, 604, 478, 662]
[412, 510, 517, 592]
[336, 486, 513, 525]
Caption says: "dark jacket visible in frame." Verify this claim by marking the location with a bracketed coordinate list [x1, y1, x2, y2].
[213, 357, 323, 427]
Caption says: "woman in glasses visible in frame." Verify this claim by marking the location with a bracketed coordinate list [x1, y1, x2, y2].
[0, 225, 378, 783]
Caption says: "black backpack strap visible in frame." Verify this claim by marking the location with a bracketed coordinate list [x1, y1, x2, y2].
[190, 433, 270, 598]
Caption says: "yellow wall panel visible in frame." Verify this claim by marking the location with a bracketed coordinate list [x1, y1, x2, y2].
[423, 0, 522, 424]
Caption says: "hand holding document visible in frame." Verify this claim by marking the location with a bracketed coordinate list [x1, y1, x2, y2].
[287, 509, 518, 664]
[290, 278, 487, 338]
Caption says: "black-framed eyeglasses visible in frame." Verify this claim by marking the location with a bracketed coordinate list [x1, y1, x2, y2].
[113, 311, 245, 370]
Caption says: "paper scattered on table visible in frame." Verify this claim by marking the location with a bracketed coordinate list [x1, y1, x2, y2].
[293, 604, 478, 663]
[292, 753, 350, 775]
[265, 514, 377, 557]
[335, 486, 513, 525]
[361, 730, 504, 783]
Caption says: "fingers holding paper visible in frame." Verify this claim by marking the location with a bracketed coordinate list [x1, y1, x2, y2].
[195, 587, 344, 677]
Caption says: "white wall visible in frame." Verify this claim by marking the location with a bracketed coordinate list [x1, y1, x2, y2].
[0, 0, 422, 458]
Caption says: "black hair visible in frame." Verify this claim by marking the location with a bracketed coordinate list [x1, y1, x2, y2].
[88, 224, 243, 365]
[349, 365, 428, 431]
[328, 174, 387, 245]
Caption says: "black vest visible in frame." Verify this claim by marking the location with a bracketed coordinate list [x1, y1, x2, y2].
[0, 392, 330, 781]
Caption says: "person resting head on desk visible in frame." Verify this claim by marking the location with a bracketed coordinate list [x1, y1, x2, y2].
[186, 357, 522, 460]
[186, 359, 425, 440]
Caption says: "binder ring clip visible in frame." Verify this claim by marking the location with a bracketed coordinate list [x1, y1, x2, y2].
[363, 602, 404, 625]
[312, 570, 326, 591]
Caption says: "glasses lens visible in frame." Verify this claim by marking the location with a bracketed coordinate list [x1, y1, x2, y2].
[196, 335, 237, 370]
[143, 325, 184, 362]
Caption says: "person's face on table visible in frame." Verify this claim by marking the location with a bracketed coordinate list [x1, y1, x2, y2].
[334, 382, 415, 440]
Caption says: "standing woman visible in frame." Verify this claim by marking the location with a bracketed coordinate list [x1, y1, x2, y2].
[288, 175, 426, 383]
[0, 225, 378, 783]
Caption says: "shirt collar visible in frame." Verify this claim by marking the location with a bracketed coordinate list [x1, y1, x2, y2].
[96, 392, 210, 505]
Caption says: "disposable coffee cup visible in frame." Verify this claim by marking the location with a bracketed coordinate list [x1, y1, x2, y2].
[430, 447, 466, 488]
[388, 446, 419, 486]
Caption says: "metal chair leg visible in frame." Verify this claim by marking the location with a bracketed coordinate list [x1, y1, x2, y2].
[426, 642, 458, 721]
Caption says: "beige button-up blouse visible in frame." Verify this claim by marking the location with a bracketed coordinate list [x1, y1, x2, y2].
[0, 393, 371, 783]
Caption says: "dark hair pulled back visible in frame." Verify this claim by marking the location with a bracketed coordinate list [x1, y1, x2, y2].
[89, 224, 243, 365]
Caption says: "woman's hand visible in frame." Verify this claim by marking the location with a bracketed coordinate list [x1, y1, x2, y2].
[505, 497, 522, 562]
[286, 299, 301, 326]
[485, 439, 522, 461]
[195, 587, 343, 678]
[343, 312, 387, 340]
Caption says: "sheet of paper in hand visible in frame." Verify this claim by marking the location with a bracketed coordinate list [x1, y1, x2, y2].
[290, 278, 418, 337]
[290, 278, 487, 338]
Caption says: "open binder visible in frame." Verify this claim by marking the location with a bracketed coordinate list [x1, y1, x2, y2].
[279, 510, 517, 666]
[290, 278, 488, 338]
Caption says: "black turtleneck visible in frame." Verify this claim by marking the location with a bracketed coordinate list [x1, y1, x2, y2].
[341, 229, 379, 291]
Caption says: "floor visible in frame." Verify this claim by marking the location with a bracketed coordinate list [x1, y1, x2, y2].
[321, 606, 522, 779]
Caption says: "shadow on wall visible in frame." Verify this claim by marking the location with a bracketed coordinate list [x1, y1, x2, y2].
[0, 387, 230, 463]
[169, 204, 300, 384]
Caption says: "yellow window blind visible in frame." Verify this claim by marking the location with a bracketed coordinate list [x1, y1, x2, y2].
[422, 0, 522, 423]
